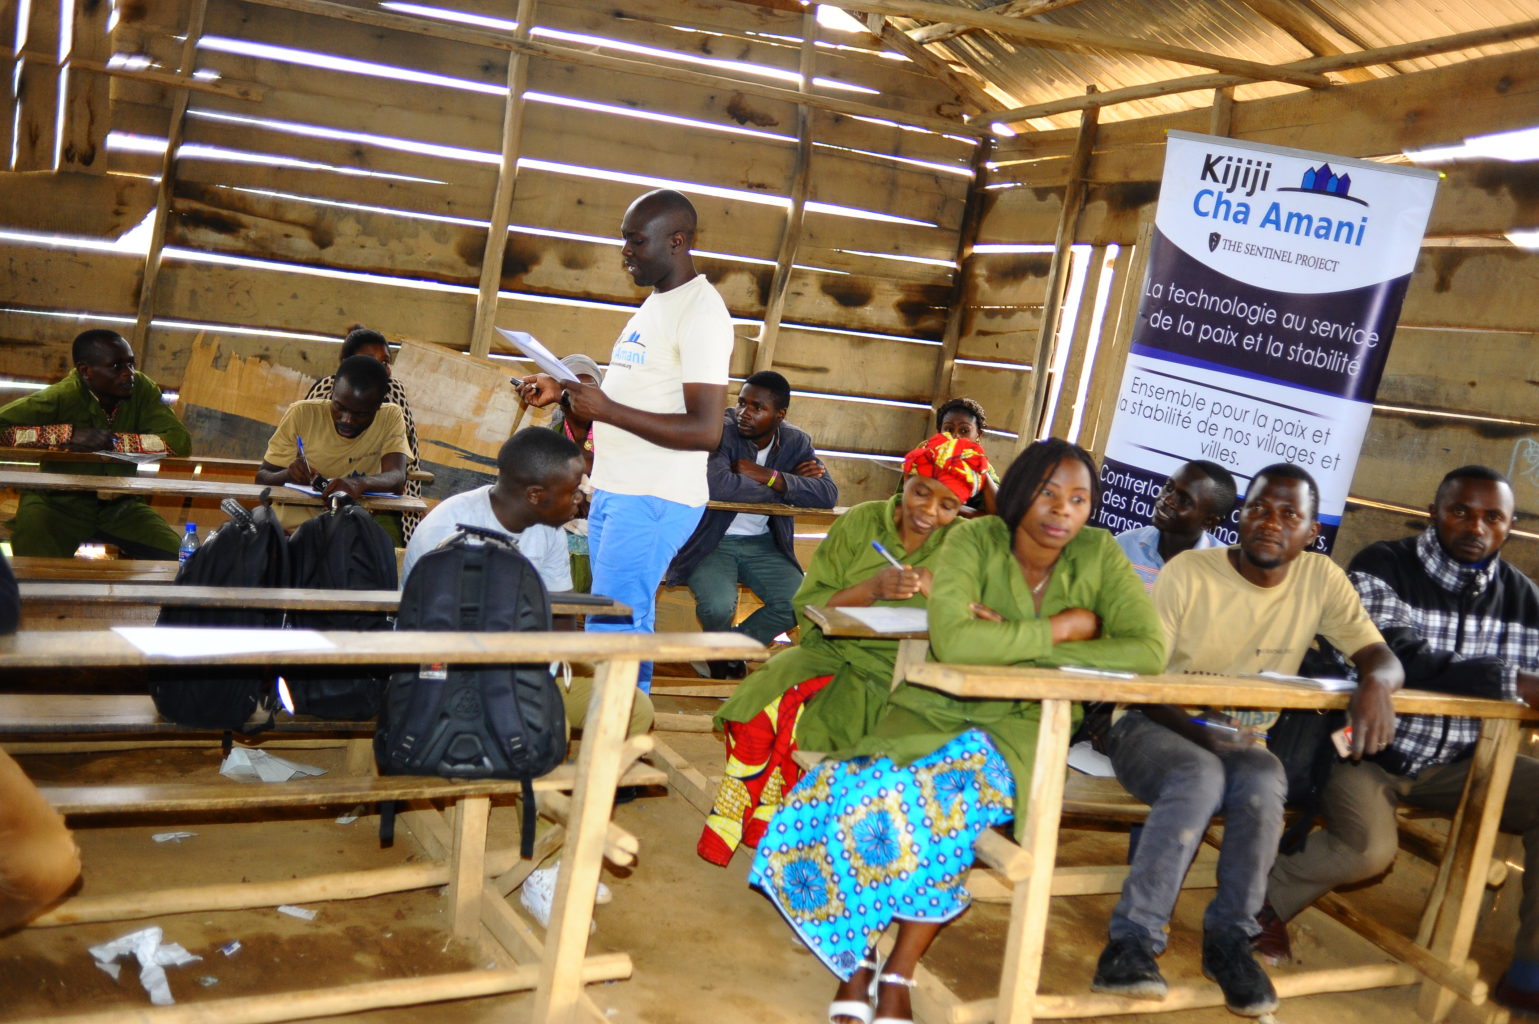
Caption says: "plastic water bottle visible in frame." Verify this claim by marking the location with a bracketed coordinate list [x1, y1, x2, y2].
[178, 523, 200, 566]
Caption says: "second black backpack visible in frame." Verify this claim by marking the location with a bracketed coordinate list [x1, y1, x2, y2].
[283, 497, 399, 720]
[375, 526, 566, 855]
[150, 499, 289, 730]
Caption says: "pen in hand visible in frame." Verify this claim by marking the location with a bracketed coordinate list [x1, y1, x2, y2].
[1190, 716, 1269, 742]
[871, 540, 906, 570]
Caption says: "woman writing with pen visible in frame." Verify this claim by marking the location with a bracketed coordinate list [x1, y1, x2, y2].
[697, 433, 986, 867]
[749, 438, 1166, 1024]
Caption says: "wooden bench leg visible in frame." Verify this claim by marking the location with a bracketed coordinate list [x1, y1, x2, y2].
[344, 737, 376, 776]
[449, 795, 491, 942]
[533, 657, 639, 1024]
[1415, 719, 1521, 1022]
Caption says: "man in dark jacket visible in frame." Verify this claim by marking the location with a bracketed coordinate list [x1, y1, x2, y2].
[1264, 465, 1539, 1012]
[665, 371, 837, 675]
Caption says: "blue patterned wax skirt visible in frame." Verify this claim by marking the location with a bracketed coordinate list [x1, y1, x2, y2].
[747, 728, 1015, 979]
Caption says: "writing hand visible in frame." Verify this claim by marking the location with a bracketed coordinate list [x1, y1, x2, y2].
[513, 374, 563, 408]
[870, 565, 923, 601]
[286, 456, 317, 486]
[1049, 607, 1101, 644]
[969, 602, 1004, 622]
[794, 459, 827, 478]
[322, 475, 365, 500]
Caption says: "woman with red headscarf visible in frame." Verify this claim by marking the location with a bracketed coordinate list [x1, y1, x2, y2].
[697, 434, 989, 867]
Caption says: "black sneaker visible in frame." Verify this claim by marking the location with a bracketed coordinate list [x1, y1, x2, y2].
[1202, 928, 1279, 1016]
[1091, 937, 1168, 1000]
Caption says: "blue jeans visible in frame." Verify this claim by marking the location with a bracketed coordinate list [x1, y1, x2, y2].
[686, 533, 803, 645]
[585, 490, 704, 693]
[1107, 711, 1286, 951]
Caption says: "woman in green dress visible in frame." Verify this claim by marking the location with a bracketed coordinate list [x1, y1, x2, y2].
[697, 434, 991, 867]
[750, 439, 1165, 1024]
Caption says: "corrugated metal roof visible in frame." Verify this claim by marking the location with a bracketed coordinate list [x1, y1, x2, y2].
[887, 0, 1539, 129]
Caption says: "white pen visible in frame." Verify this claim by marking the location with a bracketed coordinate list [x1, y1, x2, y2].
[871, 540, 906, 570]
[1060, 665, 1138, 679]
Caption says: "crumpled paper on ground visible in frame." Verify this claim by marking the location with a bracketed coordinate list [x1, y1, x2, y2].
[219, 748, 327, 783]
[89, 926, 202, 1005]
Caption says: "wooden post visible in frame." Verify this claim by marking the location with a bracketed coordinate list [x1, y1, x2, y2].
[532, 657, 641, 1023]
[1047, 243, 1107, 440]
[468, 0, 536, 360]
[751, 9, 817, 375]
[13, 0, 61, 170]
[448, 795, 491, 941]
[929, 138, 996, 400]
[130, 0, 209, 358]
[1016, 89, 1097, 441]
[1082, 219, 1150, 461]
[1208, 85, 1235, 137]
[0, 0, 19, 164]
[61, 0, 110, 172]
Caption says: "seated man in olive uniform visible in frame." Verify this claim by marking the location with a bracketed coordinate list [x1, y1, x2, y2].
[0, 329, 191, 558]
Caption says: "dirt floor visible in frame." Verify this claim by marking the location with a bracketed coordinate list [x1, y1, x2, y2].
[0, 692, 1525, 1023]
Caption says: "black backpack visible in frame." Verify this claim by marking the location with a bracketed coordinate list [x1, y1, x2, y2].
[282, 497, 398, 720]
[375, 525, 566, 856]
[150, 498, 289, 731]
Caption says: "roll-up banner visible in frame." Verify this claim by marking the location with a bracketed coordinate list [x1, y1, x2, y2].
[1096, 130, 1440, 552]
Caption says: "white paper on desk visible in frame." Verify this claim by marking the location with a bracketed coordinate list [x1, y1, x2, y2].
[497, 329, 579, 382]
[112, 626, 335, 658]
[89, 926, 202, 1006]
[1259, 671, 1357, 692]
[836, 606, 929, 634]
[220, 748, 327, 783]
[1067, 740, 1116, 778]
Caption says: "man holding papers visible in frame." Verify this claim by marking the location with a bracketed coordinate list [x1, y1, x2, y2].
[514, 188, 733, 692]
[256, 354, 410, 541]
[1093, 463, 1401, 1017]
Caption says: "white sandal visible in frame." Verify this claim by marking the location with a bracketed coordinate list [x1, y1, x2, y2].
[873, 971, 917, 1024]
[829, 959, 881, 1024]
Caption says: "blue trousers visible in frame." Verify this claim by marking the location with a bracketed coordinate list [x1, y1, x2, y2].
[1107, 711, 1286, 951]
[585, 490, 704, 693]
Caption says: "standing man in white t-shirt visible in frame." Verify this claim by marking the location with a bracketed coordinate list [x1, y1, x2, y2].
[515, 189, 734, 691]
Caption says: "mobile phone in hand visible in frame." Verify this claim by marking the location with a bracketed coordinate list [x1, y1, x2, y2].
[1331, 724, 1354, 758]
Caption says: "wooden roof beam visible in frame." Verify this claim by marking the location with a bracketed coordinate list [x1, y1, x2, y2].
[908, 0, 1091, 46]
[861, 12, 1005, 115]
[987, 17, 1539, 127]
[813, 0, 1333, 88]
[235, 0, 991, 137]
[1237, 0, 1376, 83]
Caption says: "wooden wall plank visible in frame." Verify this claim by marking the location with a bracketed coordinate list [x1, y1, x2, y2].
[0, 170, 155, 237]
[62, 0, 113, 171]
[1352, 411, 1539, 519]
[945, 362, 1034, 423]
[964, 251, 1055, 307]
[807, 146, 967, 232]
[819, 453, 902, 506]
[956, 306, 1044, 363]
[0, 244, 141, 313]
[768, 327, 940, 403]
[14, 0, 61, 170]
[1377, 327, 1539, 416]
[1401, 248, 1539, 332]
[0, 308, 122, 382]
[779, 267, 949, 339]
[784, 393, 931, 457]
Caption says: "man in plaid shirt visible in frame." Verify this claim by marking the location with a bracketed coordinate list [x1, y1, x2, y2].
[1263, 465, 1539, 1012]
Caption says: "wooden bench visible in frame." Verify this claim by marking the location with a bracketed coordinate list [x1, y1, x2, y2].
[0, 446, 436, 484]
[0, 467, 428, 514]
[16, 581, 630, 629]
[0, 627, 763, 1024]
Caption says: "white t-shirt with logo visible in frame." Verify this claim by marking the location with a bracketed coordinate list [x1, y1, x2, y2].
[591, 273, 733, 506]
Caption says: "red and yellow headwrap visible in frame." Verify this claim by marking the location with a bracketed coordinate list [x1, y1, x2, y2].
[902, 432, 990, 502]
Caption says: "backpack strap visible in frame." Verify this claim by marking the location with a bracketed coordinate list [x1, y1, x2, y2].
[520, 779, 537, 859]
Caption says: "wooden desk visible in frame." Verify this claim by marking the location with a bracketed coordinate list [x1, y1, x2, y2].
[10, 556, 179, 582]
[0, 468, 428, 513]
[17, 581, 630, 626]
[903, 663, 1539, 1024]
[0, 446, 435, 483]
[707, 499, 844, 521]
[802, 604, 929, 688]
[0, 628, 762, 1024]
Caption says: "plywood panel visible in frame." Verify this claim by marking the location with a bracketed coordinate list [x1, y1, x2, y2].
[1377, 328, 1539, 416]
[1401, 248, 1539, 332]
[392, 339, 525, 492]
[1352, 411, 1539, 520]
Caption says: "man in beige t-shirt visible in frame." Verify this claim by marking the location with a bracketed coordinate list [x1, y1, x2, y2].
[257, 355, 411, 541]
[1093, 463, 1402, 1017]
